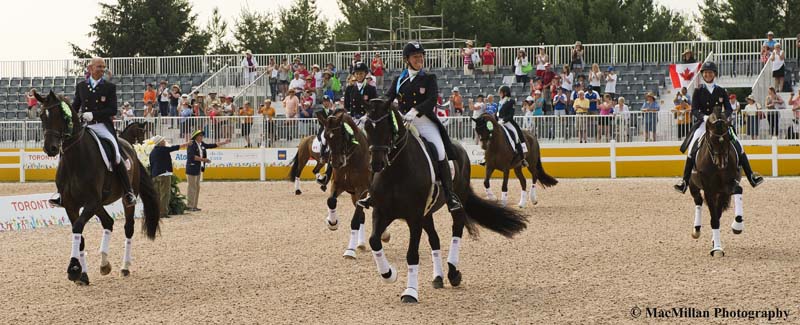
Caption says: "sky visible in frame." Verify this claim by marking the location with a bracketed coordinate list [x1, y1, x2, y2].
[0, 0, 702, 61]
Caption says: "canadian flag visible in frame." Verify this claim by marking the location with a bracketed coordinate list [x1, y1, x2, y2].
[669, 63, 702, 89]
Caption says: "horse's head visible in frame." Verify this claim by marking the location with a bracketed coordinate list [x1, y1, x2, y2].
[364, 97, 403, 173]
[705, 105, 733, 169]
[121, 122, 146, 144]
[472, 113, 497, 149]
[35, 90, 75, 157]
[320, 110, 360, 169]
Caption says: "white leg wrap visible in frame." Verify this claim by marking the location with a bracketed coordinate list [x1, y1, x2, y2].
[327, 208, 338, 224]
[734, 194, 743, 216]
[694, 205, 702, 227]
[294, 178, 301, 191]
[122, 238, 132, 269]
[500, 192, 508, 207]
[372, 249, 391, 274]
[79, 251, 88, 272]
[712, 228, 721, 249]
[485, 188, 495, 200]
[406, 264, 419, 291]
[347, 230, 358, 250]
[357, 224, 366, 245]
[70, 233, 81, 258]
[518, 190, 527, 208]
[431, 250, 444, 279]
[530, 185, 537, 203]
[99, 229, 111, 255]
[447, 237, 461, 266]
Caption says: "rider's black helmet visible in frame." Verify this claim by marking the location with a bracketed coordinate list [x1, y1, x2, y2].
[700, 61, 718, 75]
[402, 42, 425, 59]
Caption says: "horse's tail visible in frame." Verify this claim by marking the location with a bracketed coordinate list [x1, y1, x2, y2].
[533, 155, 558, 187]
[138, 163, 161, 240]
[526, 135, 557, 188]
[288, 155, 301, 181]
[288, 137, 311, 181]
[462, 186, 528, 238]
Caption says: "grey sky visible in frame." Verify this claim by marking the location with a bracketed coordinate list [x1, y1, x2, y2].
[1, 0, 701, 61]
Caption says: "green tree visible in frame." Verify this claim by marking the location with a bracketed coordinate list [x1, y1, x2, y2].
[70, 0, 210, 58]
[698, 0, 799, 40]
[232, 8, 277, 53]
[272, 0, 332, 52]
[206, 7, 236, 55]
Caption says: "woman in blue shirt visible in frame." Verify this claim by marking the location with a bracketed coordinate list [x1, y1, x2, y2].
[642, 92, 660, 142]
[149, 135, 189, 218]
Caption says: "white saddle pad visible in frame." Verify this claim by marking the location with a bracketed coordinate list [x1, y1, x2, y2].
[311, 137, 321, 154]
[87, 129, 113, 172]
[501, 125, 517, 153]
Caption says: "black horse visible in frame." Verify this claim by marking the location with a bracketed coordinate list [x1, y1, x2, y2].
[363, 98, 528, 303]
[119, 122, 146, 144]
[35, 90, 160, 285]
[688, 106, 741, 257]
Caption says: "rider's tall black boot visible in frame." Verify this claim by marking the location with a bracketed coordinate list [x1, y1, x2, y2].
[739, 153, 764, 188]
[115, 162, 137, 208]
[673, 157, 694, 194]
[438, 161, 463, 212]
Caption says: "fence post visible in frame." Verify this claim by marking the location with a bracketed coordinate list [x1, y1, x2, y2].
[19, 148, 25, 183]
[771, 136, 778, 177]
[610, 140, 617, 179]
[260, 146, 266, 182]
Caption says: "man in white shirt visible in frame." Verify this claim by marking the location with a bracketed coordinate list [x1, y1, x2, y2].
[604, 66, 617, 100]
[288, 73, 306, 93]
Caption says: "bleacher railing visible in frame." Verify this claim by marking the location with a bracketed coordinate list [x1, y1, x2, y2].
[4, 111, 798, 149]
[751, 52, 776, 106]
[2, 38, 796, 78]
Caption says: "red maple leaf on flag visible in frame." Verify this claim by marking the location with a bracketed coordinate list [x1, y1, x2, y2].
[679, 68, 694, 81]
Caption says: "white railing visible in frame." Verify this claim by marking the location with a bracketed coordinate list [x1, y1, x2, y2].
[6, 111, 798, 150]
[751, 53, 775, 106]
[2, 38, 796, 78]
[193, 66, 265, 98]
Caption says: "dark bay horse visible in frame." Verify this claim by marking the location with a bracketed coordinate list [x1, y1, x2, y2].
[363, 98, 528, 303]
[287, 135, 329, 194]
[35, 91, 160, 285]
[473, 113, 558, 207]
[119, 122, 146, 144]
[318, 110, 388, 258]
[688, 106, 741, 257]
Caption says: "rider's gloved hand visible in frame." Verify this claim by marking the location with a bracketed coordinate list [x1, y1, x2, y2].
[82, 112, 93, 122]
[403, 108, 419, 122]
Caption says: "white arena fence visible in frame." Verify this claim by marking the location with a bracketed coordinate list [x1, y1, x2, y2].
[1, 38, 796, 78]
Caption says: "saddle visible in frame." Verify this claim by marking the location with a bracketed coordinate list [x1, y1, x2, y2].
[86, 129, 115, 172]
[500, 124, 518, 153]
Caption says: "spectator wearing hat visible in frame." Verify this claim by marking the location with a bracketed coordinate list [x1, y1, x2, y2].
[349, 53, 363, 75]
[289, 73, 306, 93]
[121, 101, 135, 121]
[370, 53, 385, 89]
[185, 130, 230, 212]
[573, 90, 590, 143]
[292, 57, 302, 71]
[514, 49, 529, 84]
[312, 64, 323, 90]
[481, 43, 496, 77]
[743, 95, 762, 139]
[278, 58, 291, 98]
[157, 80, 170, 117]
[764, 31, 777, 50]
[239, 101, 255, 147]
[241, 50, 258, 84]
[522, 95, 535, 130]
[169, 85, 182, 117]
[535, 46, 549, 78]
[205, 92, 221, 111]
[259, 99, 276, 146]
[461, 40, 475, 76]
[681, 48, 696, 64]
[728, 94, 741, 130]
[143, 83, 156, 107]
[673, 91, 692, 139]
[642, 92, 660, 142]
[449, 87, 464, 116]
[571, 41, 585, 76]
[604, 67, 617, 100]
[179, 96, 193, 139]
[149, 135, 189, 218]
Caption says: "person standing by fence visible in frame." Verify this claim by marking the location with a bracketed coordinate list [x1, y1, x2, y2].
[241, 50, 258, 85]
[149, 135, 188, 218]
[185, 130, 230, 212]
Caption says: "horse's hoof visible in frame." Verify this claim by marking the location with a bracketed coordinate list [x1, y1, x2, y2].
[326, 219, 338, 231]
[320, 185, 327, 192]
[295, 190, 302, 195]
[400, 288, 419, 303]
[67, 258, 81, 281]
[447, 263, 462, 287]
[100, 263, 112, 276]
[381, 231, 391, 243]
[731, 216, 744, 234]
[381, 266, 398, 284]
[432, 276, 444, 289]
[120, 269, 130, 277]
[75, 272, 90, 286]
[692, 226, 701, 239]
[710, 248, 725, 257]
[343, 249, 356, 259]
[357, 242, 367, 251]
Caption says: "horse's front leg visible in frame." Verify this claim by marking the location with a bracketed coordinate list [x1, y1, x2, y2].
[67, 203, 96, 286]
[369, 210, 396, 284]
[690, 184, 703, 239]
[483, 165, 496, 201]
[513, 166, 528, 208]
[731, 185, 744, 234]
[401, 220, 424, 303]
[500, 170, 510, 207]
[326, 187, 342, 231]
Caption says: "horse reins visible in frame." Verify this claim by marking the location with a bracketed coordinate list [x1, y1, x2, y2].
[41, 101, 85, 154]
[366, 110, 409, 166]
[325, 124, 359, 167]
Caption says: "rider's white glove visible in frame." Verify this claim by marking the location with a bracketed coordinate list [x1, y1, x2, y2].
[403, 108, 419, 122]
[498, 118, 504, 124]
[82, 112, 93, 122]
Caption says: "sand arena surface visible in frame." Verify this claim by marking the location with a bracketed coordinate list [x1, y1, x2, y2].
[0, 179, 798, 324]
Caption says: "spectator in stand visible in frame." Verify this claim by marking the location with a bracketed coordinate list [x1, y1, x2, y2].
[239, 101, 255, 147]
[169, 85, 182, 117]
[481, 43, 496, 77]
[766, 86, 784, 136]
[179, 98, 193, 139]
[320, 70, 334, 100]
[760, 44, 771, 66]
[370, 53, 385, 89]
[763, 31, 777, 50]
[789, 89, 800, 137]
[588, 64, 602, 94]
[598, 94, 613, 142]
[259, 99, 276, 146]
[680, 87, 691, 104]
[540, 63, 556, 112]
[327, 62, 337, 74]
[571, 41, 585, 77]
[312, 64, 323, 101]
[681, 48, 696, 64]
[570, 82, 585, 115]
[26, 89, 38, 119]
[278, 58, 291, 99]
[605, 67, 617, 100]
[121, 101, 135, 122]
[514, 49, 529, 84]
[574, 91, 590, 143]
[292, 57, 302, 71]
[560, 65, 574, 93]
[485, 95, 498, 117]
[743, 95, 762, 139]
[296, 63, 310, 81]
[450, 87, 464, 116]
[284, 89, 299, 119]
[586, 85, 600, 139]
[301, 90, 315, 116]
[642, 92, 660, 142]
[729, 94, 741, 130]
[771, 43, 786, 91]
[535, 46, 549, 78]
[471, 95, 486, 144]
[303, 75, 317, 103]
[185, 130, 230, 212]
[241, 50, 258, 84]
[349, 53, 363, 75]
[157, 80, 170, 117]
[461, 40, 475, 76]
[289, 73, 305, 93]
[553, 87, 568, 117]
[148, 135, 189, 219]
[366, 74, 376, 88]
[142, 101, 155, 133]
[673, 91, 691, 139]
[195, 94, 206, 116]
[205, 92, 221, 110]
[614, 97, 630, 141]
[143, 83, 156, 107]
[267, 58, 278, 101]
[522, 96, 535, 130]
[533, 90, 545, 116]
[222, 96, 235, 116]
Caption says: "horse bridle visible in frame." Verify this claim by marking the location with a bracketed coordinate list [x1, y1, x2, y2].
[705, 120, 732, 168]
[366, 110, 409, 166]
[40, 101, 84, 154]
[325, 123, 359, 168]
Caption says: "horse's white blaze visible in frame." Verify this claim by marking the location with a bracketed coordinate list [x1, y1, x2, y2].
[431, 250, 444, 279]
[447, 237, 461, 267]
[121, 238, 132, 270]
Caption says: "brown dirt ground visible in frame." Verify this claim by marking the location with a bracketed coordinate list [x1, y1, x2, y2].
[0, 178, 798, 324]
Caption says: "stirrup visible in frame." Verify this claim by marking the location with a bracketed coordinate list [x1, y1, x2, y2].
[123, 193, 137, 207]
[447, 197, 463, 212]
[673, 180, 688, 194]
[316, 173, 328, 186]
[748, 173, 764, 188]
[357, 195, 372, 209]
[49, 196, 63, 207]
